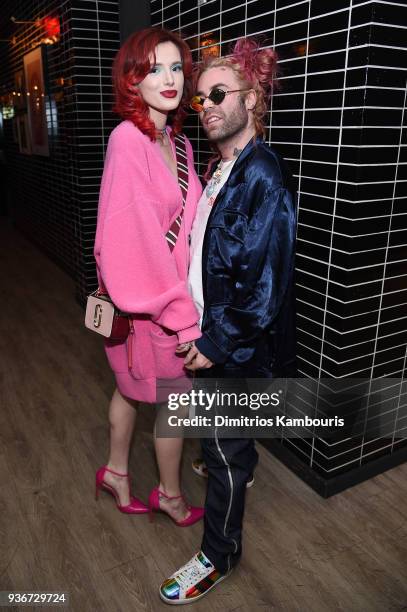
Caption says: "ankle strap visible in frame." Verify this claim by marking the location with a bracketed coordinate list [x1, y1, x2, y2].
[158, 488, 183, 501]
[104, 466, 128, 478]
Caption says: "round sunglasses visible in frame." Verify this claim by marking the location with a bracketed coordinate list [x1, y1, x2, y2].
[190, 87, 251, 113]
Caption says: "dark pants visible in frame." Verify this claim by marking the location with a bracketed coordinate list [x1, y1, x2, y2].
[200, 435, 258, 574]
[196, 366, 259, 574]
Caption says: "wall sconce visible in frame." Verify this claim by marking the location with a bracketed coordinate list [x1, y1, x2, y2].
[201, 36, 220, 59]
[10, 14, 60, 45]
[43, 16, 60, 37]
[11, 16, 42, 25]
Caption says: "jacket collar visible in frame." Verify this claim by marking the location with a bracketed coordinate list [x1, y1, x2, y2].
[229, 135, 264, 172]
[206, 136, 264, 208]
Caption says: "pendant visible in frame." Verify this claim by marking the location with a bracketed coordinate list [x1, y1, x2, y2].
[206, 182, 215, 197]
[206, 163, 223, 197]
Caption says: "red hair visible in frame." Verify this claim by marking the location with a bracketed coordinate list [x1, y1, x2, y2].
[194, 38, 279, 181]
[112, 27, 193, 141]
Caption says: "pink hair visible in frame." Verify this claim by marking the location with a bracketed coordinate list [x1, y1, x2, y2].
[194, 38, 278, 181]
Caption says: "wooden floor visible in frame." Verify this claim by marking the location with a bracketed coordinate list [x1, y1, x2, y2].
[1, 221, 407, 612]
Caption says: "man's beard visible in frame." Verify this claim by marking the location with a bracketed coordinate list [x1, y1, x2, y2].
[204, 97, 249, 143]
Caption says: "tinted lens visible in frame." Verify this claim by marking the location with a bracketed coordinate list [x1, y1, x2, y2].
[209, 88, 227, 105]
[190, 95, 204, 112]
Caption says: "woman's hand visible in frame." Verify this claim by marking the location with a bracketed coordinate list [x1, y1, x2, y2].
[175, 341, 194, 354]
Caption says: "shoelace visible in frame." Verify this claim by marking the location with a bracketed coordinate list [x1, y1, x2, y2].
[175, 555, 211, 589]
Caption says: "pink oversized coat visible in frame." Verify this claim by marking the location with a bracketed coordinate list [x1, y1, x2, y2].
[94, 121, 202, 402]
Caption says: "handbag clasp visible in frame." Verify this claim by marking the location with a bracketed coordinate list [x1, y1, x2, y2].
[93, 303, 103, 327]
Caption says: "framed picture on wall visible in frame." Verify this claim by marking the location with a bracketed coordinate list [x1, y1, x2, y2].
[14, 70, 26, 111]
[23, 45, 49, 156]
[16, 114, 32, 155]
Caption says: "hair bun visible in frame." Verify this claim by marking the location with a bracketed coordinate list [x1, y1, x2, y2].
[231, 38, 278, 93]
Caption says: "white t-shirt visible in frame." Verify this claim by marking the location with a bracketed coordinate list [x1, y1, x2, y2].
[188, 159, 236, 326]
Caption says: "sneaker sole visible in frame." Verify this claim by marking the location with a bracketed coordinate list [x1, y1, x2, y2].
[159, 571, 231, 605]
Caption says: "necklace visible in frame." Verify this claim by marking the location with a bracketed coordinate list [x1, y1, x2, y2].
[206, 160, 230, 197]
[157, 127, 167, 144]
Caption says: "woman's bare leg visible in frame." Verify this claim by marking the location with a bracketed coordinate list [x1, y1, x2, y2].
[154, 411, 191, 522]
[103, 387, 137, 506]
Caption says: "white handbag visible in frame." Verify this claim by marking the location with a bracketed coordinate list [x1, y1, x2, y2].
[85, 290, 130, 341]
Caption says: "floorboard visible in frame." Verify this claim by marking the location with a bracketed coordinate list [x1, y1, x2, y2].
[1, 223, 406, 611]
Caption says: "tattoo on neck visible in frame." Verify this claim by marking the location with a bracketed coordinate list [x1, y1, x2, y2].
[233, 147, 242, 157]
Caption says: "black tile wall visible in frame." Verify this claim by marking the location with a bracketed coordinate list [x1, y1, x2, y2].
[0, 0, 120, 301]
[151, 0, 407, 490]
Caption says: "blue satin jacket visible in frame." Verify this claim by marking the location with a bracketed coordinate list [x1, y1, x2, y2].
[195, 137, 297, 377]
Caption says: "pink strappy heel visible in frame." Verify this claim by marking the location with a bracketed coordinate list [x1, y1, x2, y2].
[95, 466, 148, 514]
[148, 487, 204, 527]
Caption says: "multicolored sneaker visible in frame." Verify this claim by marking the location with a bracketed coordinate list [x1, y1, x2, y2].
[159, 550, 230, 604]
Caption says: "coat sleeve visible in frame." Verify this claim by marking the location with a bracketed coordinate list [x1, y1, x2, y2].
[195, 183, 296, 363]
[95, 127, 201, 343]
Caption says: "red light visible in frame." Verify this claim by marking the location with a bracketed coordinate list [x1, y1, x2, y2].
[42, 16, 60, 38]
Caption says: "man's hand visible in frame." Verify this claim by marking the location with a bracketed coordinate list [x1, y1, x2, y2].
[184, 344, 214, 371]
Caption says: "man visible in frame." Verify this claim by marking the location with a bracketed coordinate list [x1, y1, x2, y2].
[160, 39, 297, 604]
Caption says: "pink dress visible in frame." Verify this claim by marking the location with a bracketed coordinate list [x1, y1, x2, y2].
[94, 121, 202, 402]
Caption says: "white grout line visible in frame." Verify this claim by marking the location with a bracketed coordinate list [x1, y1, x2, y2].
[267, 141, 406, 147]
[272, 106, 405, 111]
[275, 126, 405, 130]
[296, 282, 407, 303]
[297, 325, 407, 352]
[296, 294, 407, 316]
[294, 175, 407, 184]
[297, 251, 407, 272]
[298, 207, 407, 220]
[298, 192, 406, 203]
[296, 264, 407, 287]
[296, 0, 311, 246]
[286, 159, 406, 166]
[297, 312, 407, 342]
[296, 238, 407, 254]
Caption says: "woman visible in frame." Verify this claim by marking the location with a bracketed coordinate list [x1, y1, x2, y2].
[93, 27, 203, 526]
